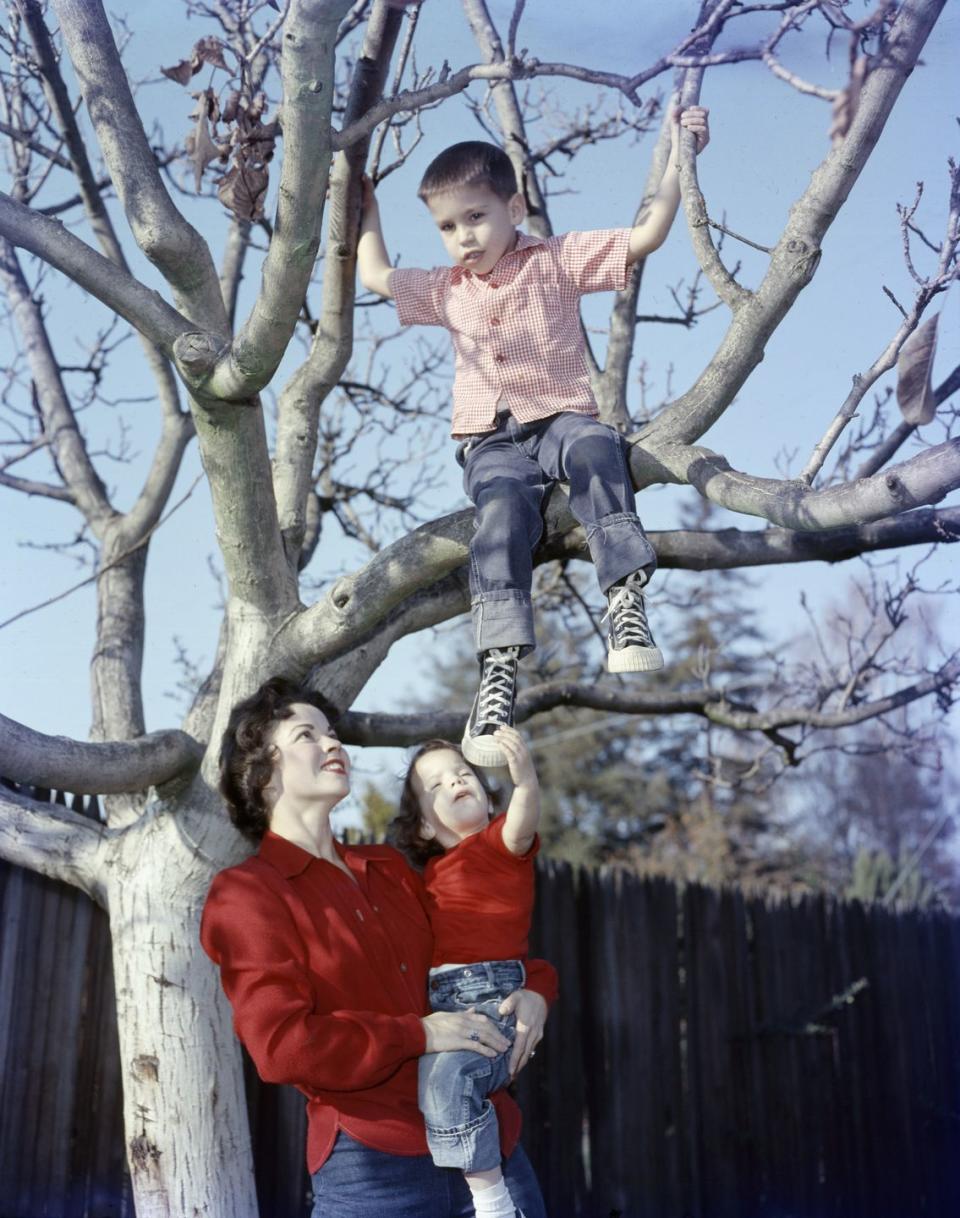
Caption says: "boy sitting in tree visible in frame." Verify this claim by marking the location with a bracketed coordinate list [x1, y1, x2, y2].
[358, 107, 710, 768]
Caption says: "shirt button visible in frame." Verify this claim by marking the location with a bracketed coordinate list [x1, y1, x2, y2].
[490, 318, 501, 326]
[488, 282, 499, 289]
[400, 962, 408, 973]
[373, 905, 380, 913]
[494, 354, 506, 363]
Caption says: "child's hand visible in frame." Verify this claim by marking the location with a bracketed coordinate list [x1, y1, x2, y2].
[493, 726, 538, 791]
[672, 105, 710, 156]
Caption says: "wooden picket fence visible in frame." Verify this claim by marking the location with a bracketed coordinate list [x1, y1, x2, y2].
[1, 784, 958, 1217]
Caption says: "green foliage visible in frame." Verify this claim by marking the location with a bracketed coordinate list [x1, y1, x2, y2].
[846, 846, 944, 910]
[359, 781, 394, 841]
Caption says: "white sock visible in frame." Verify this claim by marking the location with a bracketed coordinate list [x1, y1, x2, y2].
[469, 1176, 517, 1218]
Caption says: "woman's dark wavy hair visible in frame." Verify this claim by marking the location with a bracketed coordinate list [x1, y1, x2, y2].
[388, 739, 497, 870]
[219, 676, 340, 842]
[417, 140, 518, 203]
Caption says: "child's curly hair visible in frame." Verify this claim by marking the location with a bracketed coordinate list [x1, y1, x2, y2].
[389, 739, 498, 870]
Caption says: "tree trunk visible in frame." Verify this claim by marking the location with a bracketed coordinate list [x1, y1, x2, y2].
[106, 806, 256, 1218]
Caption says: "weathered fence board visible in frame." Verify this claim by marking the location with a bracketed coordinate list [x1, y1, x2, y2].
[1, 804, 958, 1218]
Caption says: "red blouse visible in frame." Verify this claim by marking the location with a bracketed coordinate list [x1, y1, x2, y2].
[200, 831, 557, 1172]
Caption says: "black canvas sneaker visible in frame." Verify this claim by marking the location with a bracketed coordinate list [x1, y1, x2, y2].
[461, 646, 520, 767]
[603, 571, 664, 673]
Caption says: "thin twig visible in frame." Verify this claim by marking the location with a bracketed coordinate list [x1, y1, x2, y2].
[698, 215, 774, 254]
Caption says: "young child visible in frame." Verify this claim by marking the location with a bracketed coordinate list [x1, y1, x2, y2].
[358, 108, 710, 768]
[391, 726, 541, 1218]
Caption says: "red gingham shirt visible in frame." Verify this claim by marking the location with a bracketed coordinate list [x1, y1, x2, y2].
[392, 228, 633, 436]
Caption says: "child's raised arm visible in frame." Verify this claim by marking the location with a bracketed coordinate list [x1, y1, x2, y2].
[494, 727, 541, 856]
[626, 105, 710, 266]
[357, 176, 398, 299]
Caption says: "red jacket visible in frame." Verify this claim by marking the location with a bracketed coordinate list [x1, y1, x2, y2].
[200, 831, 557, 1172]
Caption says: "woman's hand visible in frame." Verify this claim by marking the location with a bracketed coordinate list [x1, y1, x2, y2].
[500, 988, 547, 1077]
[421, 1010, 510, 1057]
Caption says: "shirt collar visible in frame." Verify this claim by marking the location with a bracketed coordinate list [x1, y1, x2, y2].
[258, 829, 316, 877]
[450, 229, 546, 284]
[258, 829, 395, 880]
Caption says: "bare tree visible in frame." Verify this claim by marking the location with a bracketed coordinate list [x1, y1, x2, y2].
[0, 0, 957, 1212]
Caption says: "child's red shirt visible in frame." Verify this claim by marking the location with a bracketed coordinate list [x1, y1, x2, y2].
[423, 813, 538, 966]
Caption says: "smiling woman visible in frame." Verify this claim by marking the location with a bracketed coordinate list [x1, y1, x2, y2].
[201, 676, 557, 1217]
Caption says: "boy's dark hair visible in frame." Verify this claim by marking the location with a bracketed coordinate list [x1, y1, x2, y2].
[389, 739, 497, 869]
[219, 676, 340, 842]
[417, 141, 519, 203]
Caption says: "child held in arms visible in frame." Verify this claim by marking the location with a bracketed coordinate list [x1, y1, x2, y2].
[358, 107, 710, 769]
[391, 727, 543, 1218]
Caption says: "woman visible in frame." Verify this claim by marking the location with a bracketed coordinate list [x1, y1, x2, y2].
[201, 676, 555, 1216]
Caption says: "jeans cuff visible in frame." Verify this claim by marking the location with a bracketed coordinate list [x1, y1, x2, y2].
[472, 594, 536, 656]
[585, 513, 658, 593]
[424, 1102, 502, 1172]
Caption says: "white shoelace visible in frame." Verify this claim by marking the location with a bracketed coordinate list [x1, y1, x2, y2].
[475, 647, 518, 728]
[601, 578, 654, 647]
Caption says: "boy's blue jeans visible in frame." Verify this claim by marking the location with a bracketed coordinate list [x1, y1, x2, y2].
[458, 409, 657, 655]
[418, 960, 525, 1173]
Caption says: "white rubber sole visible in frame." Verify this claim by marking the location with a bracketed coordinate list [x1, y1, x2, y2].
[607, 644, 664, 673]
[461, 729, 508, 769]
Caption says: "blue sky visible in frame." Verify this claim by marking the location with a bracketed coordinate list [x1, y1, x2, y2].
[1, 1, 957, 816]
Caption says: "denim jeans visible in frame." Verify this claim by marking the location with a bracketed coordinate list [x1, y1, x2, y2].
[310, 1132, 546, 1217]
[418, 960, 525, 1173]
[458, 409, 657, 655]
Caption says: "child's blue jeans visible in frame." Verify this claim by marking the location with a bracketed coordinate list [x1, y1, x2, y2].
[458, 409, 657, 655]
[418, 959, 525, 1173]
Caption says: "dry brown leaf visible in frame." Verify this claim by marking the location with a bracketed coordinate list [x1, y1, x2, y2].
[161, 58, 195, 86]
[186, 115, 230, 192]
[896, 313, 940, 425]
[162, 37, 230, 87]
[189, 87, 221, 125]
[217, 162, 269, 221]
[222, 90, 241, 125]
[193, 36, 230, 73]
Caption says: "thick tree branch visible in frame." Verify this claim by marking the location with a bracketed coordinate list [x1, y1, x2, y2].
[52, 0, 226, 325]
[278, 480, 960, 678]
[460, 0, 553, 240]
[542, 504, 960, 570]
[677, 32, 751, 310]
[20, 0, 187, 432]
[0, 712, 203, 794]
[339, 655, 959, 746]
[649, 436, 959, 530]
[1, 240, 116, 520]
[0, 469, 75, 501]
[275, 0, 405, 568]
[596, 101, 675, 431]
[0, 783, 108, 905]
[337, 0, 804, 151]
[644, 0, 947, 449]
[0, 196, 197, 357]
[199, 0, 353, 400]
